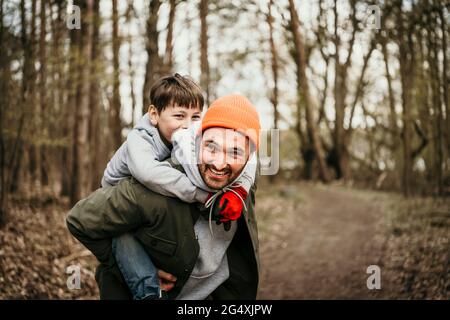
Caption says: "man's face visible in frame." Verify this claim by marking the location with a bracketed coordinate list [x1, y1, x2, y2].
[198, 127, 251, 190]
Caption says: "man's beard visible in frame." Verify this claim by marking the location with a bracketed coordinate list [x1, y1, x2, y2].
[198, 163, 241, 190]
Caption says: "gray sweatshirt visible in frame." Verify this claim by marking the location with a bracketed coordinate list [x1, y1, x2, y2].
[176, 217, 237, 300]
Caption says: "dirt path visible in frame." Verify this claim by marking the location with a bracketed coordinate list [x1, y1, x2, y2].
[257, 183, 388, 299]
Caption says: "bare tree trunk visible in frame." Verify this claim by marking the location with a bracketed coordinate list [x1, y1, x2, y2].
[288, 0, 331, 183]
[315, 0, 330, 132]
[416, 25, 433, 183]
[381, 36, 398, 138]
[397, 1, 414, 197]
[142, 0, 161, 113]
[185, 13, 194, 77]
[199, 0, 210, 106]
[317, 58, 331, 132]
[9, 0, 37, 195]
[129, 42, 136, 126]
[89, 0, 101, 190]
[267, 0, 279, 182]
[267, 0, 279, 130]
[51, 1, 67, 195]
[62, 1, 80, 197]
[293, 91, 312, 179]
[39, 0, 48, 187]
[428, 26, 444, 195]
[331, 0, 357, 180]
[438, 5, 449, 168]
[27, 0, 40, 192]
[348, 40, 376, 134]
[111, 0, 122, 150]
[71, 0, 94, 205]
[164, 0, 176, 73]
[0, 0, 5, 224]
[126, 0, 136, 126]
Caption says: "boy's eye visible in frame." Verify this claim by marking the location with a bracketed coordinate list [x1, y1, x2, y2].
[173, 114, 184, 119]
[192, 115, 201, 121]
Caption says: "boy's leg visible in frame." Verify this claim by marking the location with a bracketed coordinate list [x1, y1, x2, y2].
[112, 233, 161, 300]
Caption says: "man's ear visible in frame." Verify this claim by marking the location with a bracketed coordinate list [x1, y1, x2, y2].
[148, 105, 158, 126]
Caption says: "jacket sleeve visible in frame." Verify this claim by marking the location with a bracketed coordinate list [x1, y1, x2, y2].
[127, 129, 208, 203]
[66, 179, 145, 265]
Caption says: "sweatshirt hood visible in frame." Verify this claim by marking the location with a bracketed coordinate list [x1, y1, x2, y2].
[134, 113, 171, 157]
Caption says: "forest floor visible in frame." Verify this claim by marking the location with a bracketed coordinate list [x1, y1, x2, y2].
[0, 182, 449, 299]
[257, 181, 449, 299]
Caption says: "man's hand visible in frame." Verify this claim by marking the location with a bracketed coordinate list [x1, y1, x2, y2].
[157, 269, 177, 292]
[213, 186, 248, 222]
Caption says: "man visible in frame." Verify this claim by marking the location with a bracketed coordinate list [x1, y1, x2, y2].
[66, 95, 261, 299]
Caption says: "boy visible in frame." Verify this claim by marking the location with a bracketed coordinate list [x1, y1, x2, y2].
[101, 74, 256, 299]
[102, 74, 208, 203]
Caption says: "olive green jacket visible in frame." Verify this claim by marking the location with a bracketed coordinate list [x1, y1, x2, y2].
[66, 175, 259, 299]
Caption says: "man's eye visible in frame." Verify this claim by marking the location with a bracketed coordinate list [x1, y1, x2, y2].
[206, 143, 217, 152]
[230, 151, 242, 158]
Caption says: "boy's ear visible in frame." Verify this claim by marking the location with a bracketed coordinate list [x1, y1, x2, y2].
[148, 105, 158, 126]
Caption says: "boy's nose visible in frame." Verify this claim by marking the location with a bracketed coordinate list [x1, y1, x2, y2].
[181, 119, 191, 129]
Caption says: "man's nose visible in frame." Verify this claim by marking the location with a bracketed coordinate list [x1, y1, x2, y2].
[211, 155, 227, 170]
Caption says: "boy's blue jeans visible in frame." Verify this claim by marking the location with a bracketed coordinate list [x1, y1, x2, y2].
[112, 233, 160, 300]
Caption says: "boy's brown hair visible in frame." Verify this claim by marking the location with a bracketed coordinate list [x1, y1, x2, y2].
[149, 73, 204, 113]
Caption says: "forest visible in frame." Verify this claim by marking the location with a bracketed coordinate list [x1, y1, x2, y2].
[0, 0, 448, 299]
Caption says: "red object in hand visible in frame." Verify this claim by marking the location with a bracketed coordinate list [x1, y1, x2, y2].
[217, 186, 248, 222]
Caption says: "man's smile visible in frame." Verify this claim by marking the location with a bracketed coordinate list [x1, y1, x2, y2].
[206, 166, 230, 180]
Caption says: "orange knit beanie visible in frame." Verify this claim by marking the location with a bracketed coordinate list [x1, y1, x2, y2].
[201, 94, 261, 149]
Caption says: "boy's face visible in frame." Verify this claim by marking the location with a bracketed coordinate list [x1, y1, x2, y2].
[149, 103, 202, 144]
[198, 127, 250, 190]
